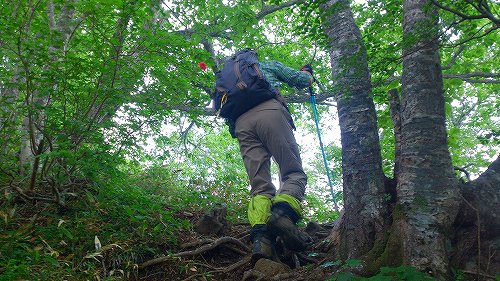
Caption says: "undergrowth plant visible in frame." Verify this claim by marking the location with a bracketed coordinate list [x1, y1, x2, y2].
[323, 259, 434, 281]
[0, 161, 216, 280]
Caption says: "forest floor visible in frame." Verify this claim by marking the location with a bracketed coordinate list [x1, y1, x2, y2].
[1, 191, 444, 281]
[137, 208, 339, 281]
[1, 200, 347, 281]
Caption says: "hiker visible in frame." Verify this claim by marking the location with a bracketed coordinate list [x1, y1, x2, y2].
[242, 60, 314, 265]
[213, 50, 314, 264]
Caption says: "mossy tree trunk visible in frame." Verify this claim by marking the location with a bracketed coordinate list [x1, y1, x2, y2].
[320, 0, 388, 259]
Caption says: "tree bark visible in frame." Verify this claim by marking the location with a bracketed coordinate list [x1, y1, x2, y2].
[452, 156, 500, 275]
[460, 156, 500, 232]
[396, 0, 460, 276]
[320, 0, 387, 259]
[22, 0, 77, 185]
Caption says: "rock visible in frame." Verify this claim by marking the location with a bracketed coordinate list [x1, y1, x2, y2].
[253, 258, 291, 277]
[194, 205, 227, 235]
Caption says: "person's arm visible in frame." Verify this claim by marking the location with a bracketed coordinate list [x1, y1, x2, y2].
[264, 60, 313, 89]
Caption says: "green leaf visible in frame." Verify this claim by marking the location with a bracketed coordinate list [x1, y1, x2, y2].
[321, 260, 342, 268]
[59, 227, 74, 240]
[345, 259, 363, 268]
[335, 271, 354, 281]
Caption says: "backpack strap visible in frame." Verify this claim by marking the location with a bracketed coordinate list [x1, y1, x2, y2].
[215, 87, 228, 117]
[234, 61, 247, 90]
[235, 61, 266, 90]
[252, 64, 264, 79]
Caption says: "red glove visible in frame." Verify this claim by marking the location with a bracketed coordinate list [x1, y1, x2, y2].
[198, 62, 208, 71]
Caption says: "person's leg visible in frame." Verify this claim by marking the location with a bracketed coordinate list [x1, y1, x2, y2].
[236, 110, 277, 200]
[247, 196, 273, 265]
[256, 104, 307, 207]
[253, 104, 310, 251]
[235, 108, 277, 264]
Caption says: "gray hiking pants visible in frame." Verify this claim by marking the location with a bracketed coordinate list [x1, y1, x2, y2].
[234, 99, 307, 201]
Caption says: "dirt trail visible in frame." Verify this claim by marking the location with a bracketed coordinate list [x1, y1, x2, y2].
[138, 208, 336, 281]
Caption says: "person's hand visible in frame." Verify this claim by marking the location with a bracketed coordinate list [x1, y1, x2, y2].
[300, 64, 313, 75]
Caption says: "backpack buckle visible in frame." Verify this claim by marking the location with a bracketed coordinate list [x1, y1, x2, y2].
[216, 92, 228, 117]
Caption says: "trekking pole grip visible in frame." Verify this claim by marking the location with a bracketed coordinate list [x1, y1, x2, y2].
[309, 75, 319, 97]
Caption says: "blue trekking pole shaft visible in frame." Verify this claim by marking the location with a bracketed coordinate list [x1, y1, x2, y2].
[309, 83, 339, 212]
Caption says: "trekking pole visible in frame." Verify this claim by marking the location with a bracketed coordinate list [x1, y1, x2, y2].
[308, 79, 340, 213]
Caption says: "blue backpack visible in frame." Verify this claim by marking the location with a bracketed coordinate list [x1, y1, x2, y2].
[213, 49, 276, 121]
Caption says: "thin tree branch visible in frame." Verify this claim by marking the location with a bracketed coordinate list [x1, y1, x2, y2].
[443, 78, 500, 84]
[256, 0, 307, 20]
[446, 25, 498, 48]
[443, 72, 500, 79]
[443, 71, 500, 84]
[442, 44, 466, 70]
[380, 72, 499, 87]
[430, 0, 491, 21]
[455, 166, 472, 182]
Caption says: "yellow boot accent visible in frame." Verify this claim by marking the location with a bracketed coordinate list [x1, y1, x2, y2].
[248, 195, 272, 227]
[272, 194, 303, 218]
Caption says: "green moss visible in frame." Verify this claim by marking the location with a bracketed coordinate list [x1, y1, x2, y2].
[392, 203, 404, 221]
[364, 204, 404, 274]
[365, 234, 389, 274]
[414, 195, 428, 207]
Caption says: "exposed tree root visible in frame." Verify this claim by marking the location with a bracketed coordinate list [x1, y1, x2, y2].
[221, 256, 251, 273]
[174, 236, 250, 257]
[180, 238, 214, 249]
[221, 243, 249, 256]
[462, 270, 496, 280]
[137, 208, 334, 280]
[180, 256, 252, 281]
[139, 236, 250, 268]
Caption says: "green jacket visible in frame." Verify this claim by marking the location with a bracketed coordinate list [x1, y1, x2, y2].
[259, 60, 312, 90]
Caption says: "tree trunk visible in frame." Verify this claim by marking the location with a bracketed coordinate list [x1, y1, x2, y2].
[22, 0, 77, 189]
[396, 0, 460, 276]
[1, 68, 22, 162]
[452, 156, 500, 276]
[320, 0, 387, 259]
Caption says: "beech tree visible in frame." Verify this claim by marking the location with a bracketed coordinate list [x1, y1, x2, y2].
[320, 0, 499, 278]
[319, 0, 388, 261]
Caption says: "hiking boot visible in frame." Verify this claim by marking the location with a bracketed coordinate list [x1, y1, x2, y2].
[267, 202, 311, 252]
[250, 224, 273, 265]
